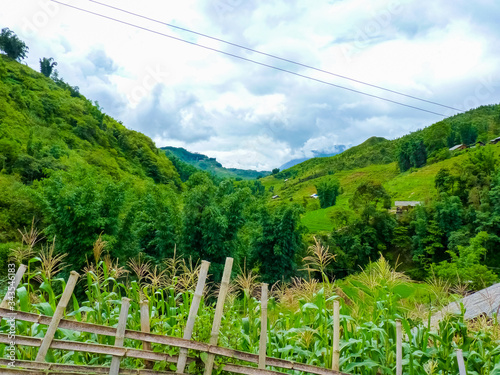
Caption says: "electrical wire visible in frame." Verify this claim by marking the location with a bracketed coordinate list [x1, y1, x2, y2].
[88, 0, 462, 113]
[50, 0, 448, 117]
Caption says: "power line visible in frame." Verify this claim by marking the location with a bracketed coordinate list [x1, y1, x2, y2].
[50, 0, 447, 117]
[89, 0, 462, 113]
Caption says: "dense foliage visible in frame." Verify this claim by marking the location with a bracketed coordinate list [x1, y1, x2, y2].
[0, 28, 29, 61]
[1, 253, 499, 375]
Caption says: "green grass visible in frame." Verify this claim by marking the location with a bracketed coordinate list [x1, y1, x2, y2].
[279, 146, 500, 233]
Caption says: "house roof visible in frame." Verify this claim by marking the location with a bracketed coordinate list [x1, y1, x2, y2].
[394, 201, 422, 207]
[431, 283, 500, 327]
[449, 144, 466, 151]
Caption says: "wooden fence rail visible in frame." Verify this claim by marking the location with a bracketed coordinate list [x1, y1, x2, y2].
[0, 263, 349, 375]
[0, 262, 470, 375]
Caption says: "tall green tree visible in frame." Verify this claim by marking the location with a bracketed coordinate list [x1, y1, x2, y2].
[251, 205, 304, 284]
[0, 28, 28, 61]
[39, 167, 126, 271]
[397, 137, 427, 172]
[181, 173, 249, 280]
[40, 57, 57, 78]
[315, 178, 340, 208]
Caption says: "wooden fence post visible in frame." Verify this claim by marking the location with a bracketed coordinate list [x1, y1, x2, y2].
[140, 300, 152, 369]
[332, 300, 340, 371]
[457, 349, 467, 375]
[0, 264, 27, 321]
[203, 257, 233, 375]
[396, 319, 402, 375]
[35, 271, 79, 362]
[258, 283, 268, 369]
[177, 260, 210, 374]
[109, 297, 131, 375]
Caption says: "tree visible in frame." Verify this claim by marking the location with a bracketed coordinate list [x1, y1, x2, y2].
[181, 173, 249, 280]
[272, 168, 280, 175]
[251, 205, 304, 284]
[434, 168, 455, 194]
[397, 137, 427, 172]
[0, 28, 29, 61]
[458, 123, 478, 145]
[40, 57, 57, 78]
[432, 231, 498, 289]
[349, 180, 391, 222]
[315, 178, 340, 208]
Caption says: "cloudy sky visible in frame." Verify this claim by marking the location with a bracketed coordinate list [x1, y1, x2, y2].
[2, 0, 500, 170]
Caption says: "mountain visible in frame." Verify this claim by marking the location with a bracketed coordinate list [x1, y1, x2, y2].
[161, 146, 270, 180]
[3, 49, 500, 284]
[261, 104, 500, 230]
[279, 147, 347, 170]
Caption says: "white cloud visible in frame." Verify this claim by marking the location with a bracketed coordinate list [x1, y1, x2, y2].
[1, 0, 500, 169]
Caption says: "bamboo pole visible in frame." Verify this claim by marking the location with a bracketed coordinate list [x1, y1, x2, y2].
[203, 257, 233, 375]
[109, 297, 131, 375]
[332, 300, 340, 371]
[0, 309, 351, 375]
[0, 332, 349, 375]
[258, 283, 268, 369]
[1, 264, 27, 310]
[457, 349, 467, 375]
[140, 300, 153, 369]
[396, 319, 402, 375]
[35, 270, 79, 361]
[177, 260, 210, 374]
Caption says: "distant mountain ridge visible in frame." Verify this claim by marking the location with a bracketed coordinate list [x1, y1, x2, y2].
[161, 146, 271, 180]
[279, 146, 347, 170]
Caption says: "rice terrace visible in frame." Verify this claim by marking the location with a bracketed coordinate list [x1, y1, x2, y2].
[1, 0, 500, 374]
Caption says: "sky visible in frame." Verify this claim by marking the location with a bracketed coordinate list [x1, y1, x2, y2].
[1, 0, 500, 170]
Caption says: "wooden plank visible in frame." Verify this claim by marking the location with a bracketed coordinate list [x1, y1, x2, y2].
[140, 300, 153, 369]
[177, 260, 210, 374]
[204, 257, 233, 375]
[1, 264, 27, 310]
[35, 271, 80, 361]
[0, 333, 349, 375]
[0, 358, 175, 374]
[109, 298, 131, 375]
[258, 283, 268, 369]
[0, 309, 350, 375]
[396, 319, 402, 375]
[332, 300, 340, 371]
[457, 349, 467, 375]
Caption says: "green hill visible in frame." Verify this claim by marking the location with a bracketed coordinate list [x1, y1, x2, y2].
[2, 44, 500, 287]
[262, 105, 500, 223]
[161, 146, 270, 180]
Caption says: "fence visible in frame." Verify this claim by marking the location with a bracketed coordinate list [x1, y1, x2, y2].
[0, 260, 467, 375]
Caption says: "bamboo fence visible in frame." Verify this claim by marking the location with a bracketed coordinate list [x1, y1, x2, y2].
[0, 262, 349, 375]
[0, 261, 469, 375]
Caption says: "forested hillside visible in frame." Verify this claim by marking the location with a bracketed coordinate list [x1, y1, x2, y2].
[2, 45, 500, 291]
[0, 54, 303, 283]
[162, 146, 270, 180]
[263, 103, 500, 285]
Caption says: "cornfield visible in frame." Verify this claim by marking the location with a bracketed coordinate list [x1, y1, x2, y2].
[1, 251, 499, 375]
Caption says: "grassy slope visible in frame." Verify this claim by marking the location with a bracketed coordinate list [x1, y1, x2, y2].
[260, 104, 500, 233]
[0, 55, 181, 186]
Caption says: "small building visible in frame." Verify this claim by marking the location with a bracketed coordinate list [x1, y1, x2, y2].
[430, 282, 500, 328]
[490, 137, 500, 144]
[470, 141, 485, 148]
[394, 201, 422, 215]
[449, 144, 467, 151]
[310, 193, 318, 199]
[271, 195, 280, 199]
